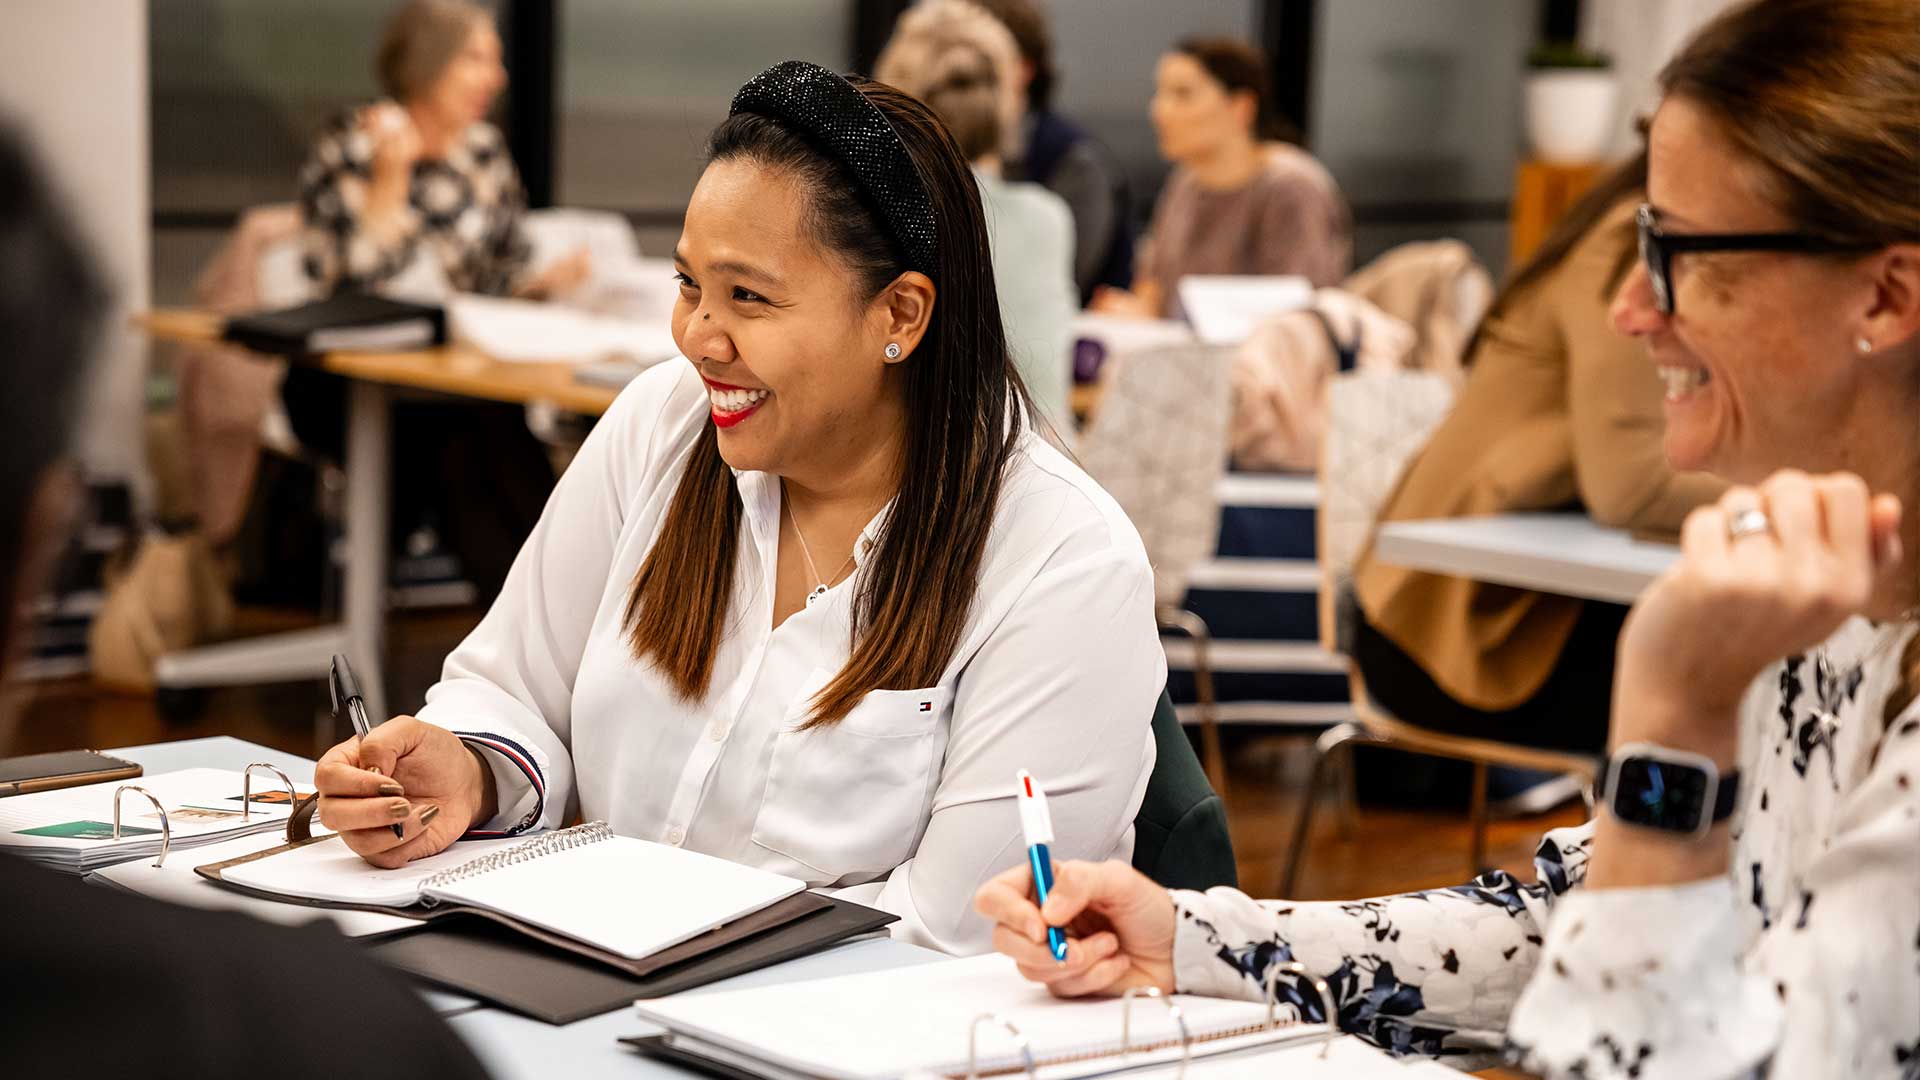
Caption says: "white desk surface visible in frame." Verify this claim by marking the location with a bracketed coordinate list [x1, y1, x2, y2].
[107, 735, 319, 783]
[1372, 512, 1679, 605]
[101, 736, 944, 1079]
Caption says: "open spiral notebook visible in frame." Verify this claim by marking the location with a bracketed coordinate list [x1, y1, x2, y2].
[627, 953, 1452, 1080]
[198, 821, 852, 976]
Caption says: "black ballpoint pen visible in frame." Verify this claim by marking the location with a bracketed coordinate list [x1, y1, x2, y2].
[331, 654, 405, 839]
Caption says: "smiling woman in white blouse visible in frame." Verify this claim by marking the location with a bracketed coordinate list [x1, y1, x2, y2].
[975, 1, 1920, 1076]
[308, 61, 1162, 956]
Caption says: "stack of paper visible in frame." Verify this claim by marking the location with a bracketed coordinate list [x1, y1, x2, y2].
[1176, 275, 1313, 344]
[634, 953, 1322, 1079]
[448, 294, 681, 367]
[0, 767, 314, 873]
[90, 831, 423, 938]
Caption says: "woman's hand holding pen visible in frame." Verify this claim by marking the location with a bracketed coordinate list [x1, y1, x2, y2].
[973, 859, 1178, 998]
[316, 717, 497, 868]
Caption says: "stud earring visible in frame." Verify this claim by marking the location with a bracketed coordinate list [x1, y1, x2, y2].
[884, 342, 902, 359]
[1857, 336, 1874, 354]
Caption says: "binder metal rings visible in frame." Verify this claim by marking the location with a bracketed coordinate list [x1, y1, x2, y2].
[1120, 986, 1191, 1079]
[242, 762, 298, 821]
[966, 1013, 1035, 1080]
[1262, 960, 1337, 1059]
[112, 784, 171, 868]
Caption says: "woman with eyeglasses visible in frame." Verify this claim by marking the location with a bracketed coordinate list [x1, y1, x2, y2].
[973, 1, 1920, 1075]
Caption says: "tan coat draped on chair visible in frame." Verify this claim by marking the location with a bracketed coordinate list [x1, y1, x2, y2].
[1350, 199, 1725, 713]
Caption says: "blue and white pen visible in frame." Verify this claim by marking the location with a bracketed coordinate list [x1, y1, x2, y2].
[1017, 769, 1070, 963]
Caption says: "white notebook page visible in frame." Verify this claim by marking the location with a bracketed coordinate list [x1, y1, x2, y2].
[104, 832, 421, 936]
[219, 835, 522, 907]
[421, 835, 805, 960]
[636, 953, 1306, 1080]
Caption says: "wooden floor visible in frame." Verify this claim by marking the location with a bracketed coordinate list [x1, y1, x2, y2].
[5, 603, 1567, 1077]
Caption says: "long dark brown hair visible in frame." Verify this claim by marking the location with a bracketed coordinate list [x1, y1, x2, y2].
[623, 77, 1029, 728]
[1655, 0, 1920, 720]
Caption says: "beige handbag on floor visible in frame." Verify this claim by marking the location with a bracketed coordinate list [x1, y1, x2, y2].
[87, 528, 234, 693]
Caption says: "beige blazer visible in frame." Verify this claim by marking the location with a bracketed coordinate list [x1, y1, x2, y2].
[1352, 199, 1725, 712]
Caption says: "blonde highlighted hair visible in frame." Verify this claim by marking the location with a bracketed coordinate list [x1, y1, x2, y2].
[874, 0, 1025, 163]
[375, 0, 492, 103]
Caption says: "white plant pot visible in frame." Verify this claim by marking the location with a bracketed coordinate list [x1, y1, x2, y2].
[1525, 69, 1619, 164]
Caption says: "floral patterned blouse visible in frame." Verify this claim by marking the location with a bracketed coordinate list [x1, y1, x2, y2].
[298, 112, 532, 297]
[1172, 616, 1920, 1079]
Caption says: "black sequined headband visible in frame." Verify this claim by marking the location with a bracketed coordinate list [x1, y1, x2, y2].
[729, 60, 939, 277]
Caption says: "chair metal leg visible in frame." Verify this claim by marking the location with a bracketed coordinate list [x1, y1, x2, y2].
[1158, 605, 1227, 801]
[1329, 735, 1360, 837]
[1468, 760, 1490, 876]
[1279, 721, 1372, 897]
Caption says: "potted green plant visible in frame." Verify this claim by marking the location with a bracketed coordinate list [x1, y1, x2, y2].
[1524, 10, 1618, 163]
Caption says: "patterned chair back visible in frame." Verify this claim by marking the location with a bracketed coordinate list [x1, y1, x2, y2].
[1078, 343, 1234, 608]
[1317, 369, 1457, 655]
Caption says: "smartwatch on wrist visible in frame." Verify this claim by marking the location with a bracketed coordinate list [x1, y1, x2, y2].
[1599, 742, 1740, 837]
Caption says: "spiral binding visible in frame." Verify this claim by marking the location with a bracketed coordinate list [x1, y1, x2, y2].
[421, 820, 614, 892]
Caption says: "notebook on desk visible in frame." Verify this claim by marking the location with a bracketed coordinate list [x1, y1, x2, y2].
[368, 897, 895, 1024]
[224, 293, 446, 356]
[198, 821, 878, 979]
[631, 953, 1340, 1080]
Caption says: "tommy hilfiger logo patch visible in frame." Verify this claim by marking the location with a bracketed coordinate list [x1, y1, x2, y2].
[918, 701, 933, 712]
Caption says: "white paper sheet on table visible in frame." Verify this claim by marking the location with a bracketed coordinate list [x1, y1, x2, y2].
[448, 293, 680, 366]
[1177, 275, 1314, 345]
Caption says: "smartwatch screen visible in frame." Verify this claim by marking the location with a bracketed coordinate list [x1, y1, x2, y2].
[1609, 756, 1710, 832]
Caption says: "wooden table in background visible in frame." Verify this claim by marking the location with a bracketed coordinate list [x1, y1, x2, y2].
[136, 309, 621, 724]
[1509, 159, 1607, 269]
[140, 309, 621, 416]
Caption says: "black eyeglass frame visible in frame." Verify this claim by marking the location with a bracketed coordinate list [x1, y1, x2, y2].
[1634, 203, 1876, 315]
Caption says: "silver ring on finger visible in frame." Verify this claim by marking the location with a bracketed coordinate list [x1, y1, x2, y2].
[1726, 507, 1772, 542]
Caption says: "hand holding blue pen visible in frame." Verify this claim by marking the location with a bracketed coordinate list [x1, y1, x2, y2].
[1016, 769, 1070, 963]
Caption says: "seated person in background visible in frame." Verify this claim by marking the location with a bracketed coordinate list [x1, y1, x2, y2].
[0, 126, 487, 1079]
[976, 1, 1920, 1075]
[971, 0, 1136, 306]
[285, 0, 580, 598]
[877, 0, 1078, 433]
[1349, 153, 1726, 757]
[299, 0, 583, 299]
[1093, 37, 1350, 321]
[313, 62, 1164, 956]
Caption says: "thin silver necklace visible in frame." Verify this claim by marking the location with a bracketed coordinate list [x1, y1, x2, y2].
[784, 497, 857, 608]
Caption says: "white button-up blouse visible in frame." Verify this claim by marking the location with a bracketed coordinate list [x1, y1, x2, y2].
[414, 359, 1164, 954]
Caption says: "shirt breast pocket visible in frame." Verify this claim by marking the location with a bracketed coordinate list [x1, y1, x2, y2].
[751, 676, 952, 879]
